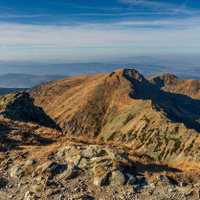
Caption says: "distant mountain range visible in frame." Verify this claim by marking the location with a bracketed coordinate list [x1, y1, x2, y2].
[0, 59, 200, 85]
[0, 87, 28, 96]
[0, 74, 67, 88]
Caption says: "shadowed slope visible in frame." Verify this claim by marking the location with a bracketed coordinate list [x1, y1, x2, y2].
[0, 92, 60, 129]
[148, 74, 200, 99]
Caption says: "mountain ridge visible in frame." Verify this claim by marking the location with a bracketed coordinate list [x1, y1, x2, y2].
[29, 68, 200, 164]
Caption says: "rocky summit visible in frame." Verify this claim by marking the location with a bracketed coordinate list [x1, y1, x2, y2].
[1, 119, 200, 200]
[1, 68, 200, 199]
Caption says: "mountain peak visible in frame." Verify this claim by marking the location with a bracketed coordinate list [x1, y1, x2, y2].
[122, 68, 145, 82]
[148, 73, 179, 89]
[112, 68, 145, 82]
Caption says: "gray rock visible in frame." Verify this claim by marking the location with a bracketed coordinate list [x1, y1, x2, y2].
[93, 172, 109, 186]
[57, 167, 77, 180]
[111, 170, 126, 186]
[157, 175, 171, 185]
[105, 147, 129, 161]
[125, 173, 137, 185]
[37, 162, 59, 174]
[31, 171, 37, 178]
[81, 146, 107, 158]
[35, 177, 44, 182]
[82, 171, 93, 181]
[57, 145, 80, 158]
[9, 195, 15, 199]
[147, 179, 156, 188]
[10, 164, 24, 178]
[78, 157, 90, 169]
[25, 160, 36, 166]
[90, 157, 110, 169]
[66, 154, 82, 165]
[9, 127, 21, 131]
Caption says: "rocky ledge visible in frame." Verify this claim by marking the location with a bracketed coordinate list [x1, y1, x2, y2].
[1, 143, 200, 199]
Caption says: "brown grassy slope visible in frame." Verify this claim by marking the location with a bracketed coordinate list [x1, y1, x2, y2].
[148, 73, 200, 99]
[29, 69, 200, 164]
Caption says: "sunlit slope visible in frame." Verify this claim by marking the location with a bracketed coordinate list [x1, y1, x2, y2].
[30, 69, 200, 163]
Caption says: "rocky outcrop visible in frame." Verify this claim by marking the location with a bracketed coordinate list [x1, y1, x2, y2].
[0, 92, 59, 129]
[0, 139, 198, 200]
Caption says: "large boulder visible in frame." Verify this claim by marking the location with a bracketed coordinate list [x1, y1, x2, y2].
[81, 145, 107, 158]
[66, 154, 82, 165]
[36, 162, 59, 174]
[57, 166, 77, 180]
[93, 172, 109, 186]
[57, 145, 80, 158]
[111, 170, 126, 186]
[105, 146, 129, 161]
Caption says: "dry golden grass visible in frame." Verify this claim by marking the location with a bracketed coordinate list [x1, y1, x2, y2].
[23, 164, 36, 176]
[33, 183, 46, 193]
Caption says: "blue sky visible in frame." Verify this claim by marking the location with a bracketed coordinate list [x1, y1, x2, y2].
[0, 0, 200, 61]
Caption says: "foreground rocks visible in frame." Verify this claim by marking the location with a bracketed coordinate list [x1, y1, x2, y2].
[0, 143, 200, 199]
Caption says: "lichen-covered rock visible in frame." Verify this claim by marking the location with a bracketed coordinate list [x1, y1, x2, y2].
[37, 162, 59, 174]
[10, 164, 25, 178]
[78, 156, 111, 170]
[93, 172, 109, 186]
[78, 157, 90, 169]
[111, 170, 126, 186]
[0, 92, 59, 129]
[57, 166, 77, 180]
[81, 145, 107, 158]
[89, 157, 110, 168]
[105, 146, 129, 161]
[82, 171, 93, 181]
[57, 145, 80, 158]
[66, 154, 82, 165]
